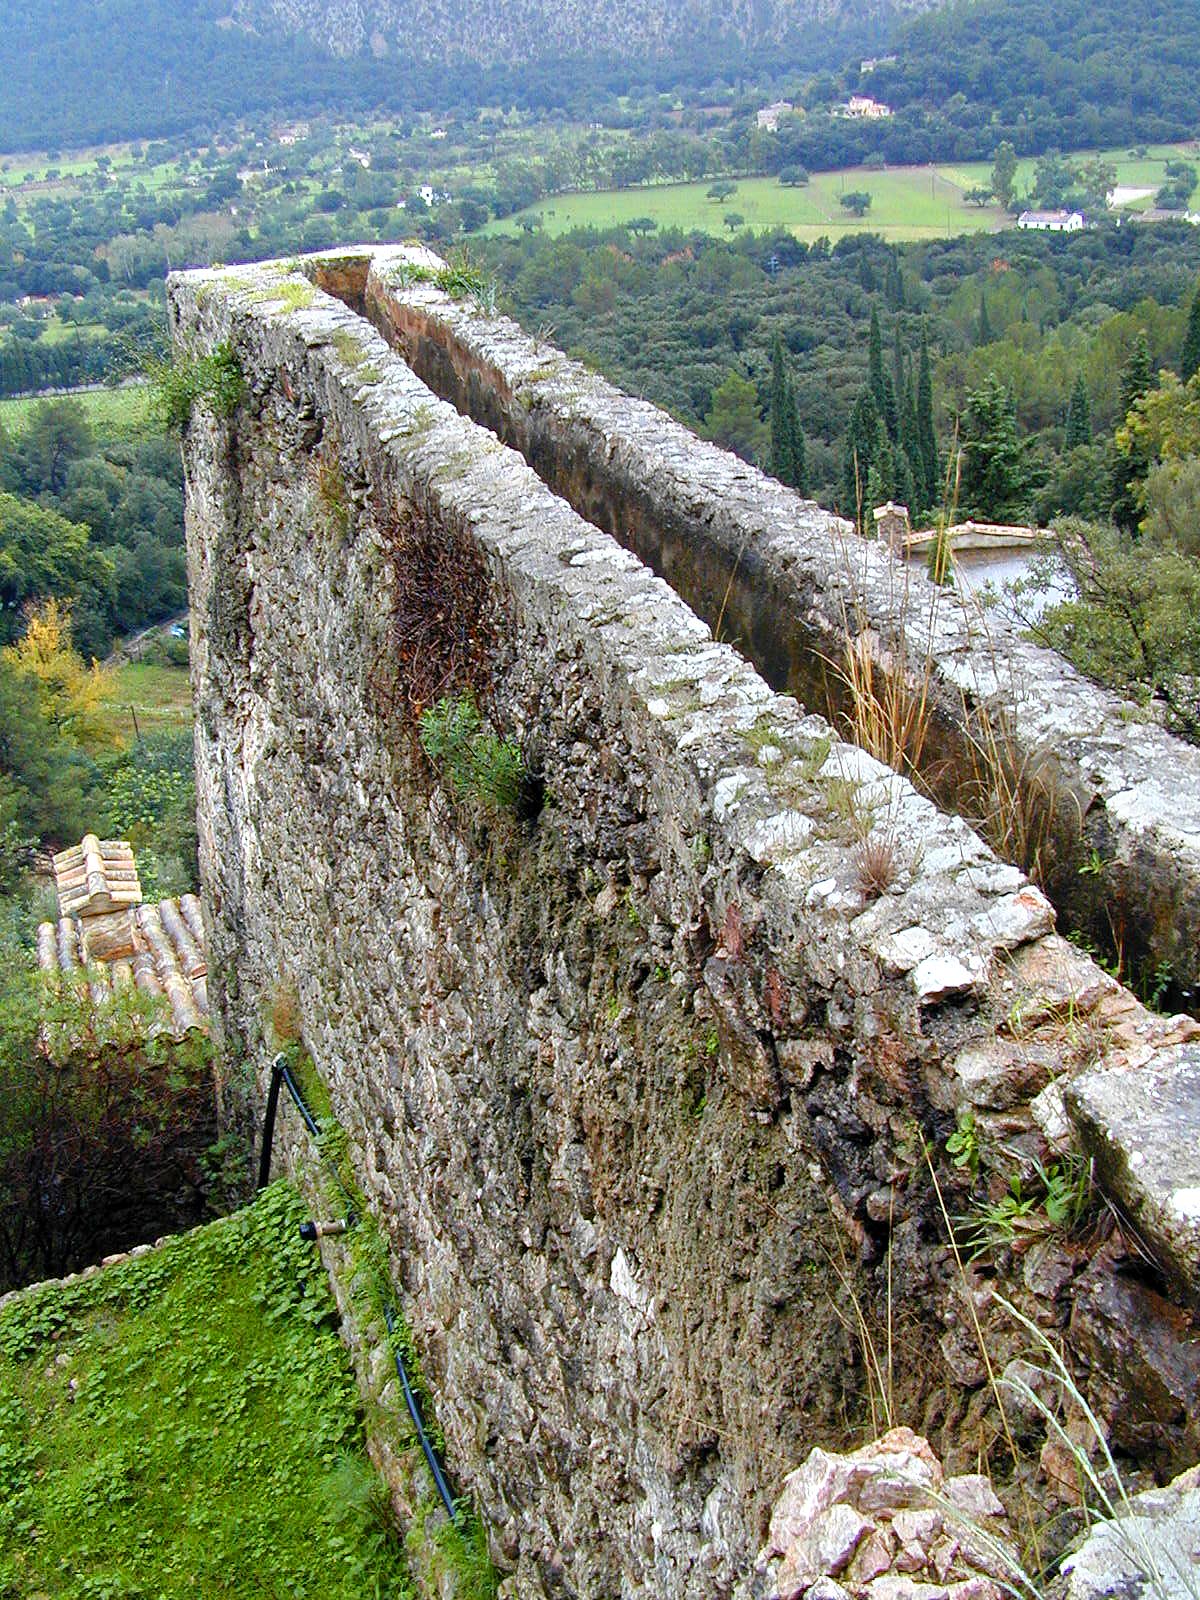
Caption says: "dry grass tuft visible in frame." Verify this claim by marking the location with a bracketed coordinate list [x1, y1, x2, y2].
[854, 833, 900, 899]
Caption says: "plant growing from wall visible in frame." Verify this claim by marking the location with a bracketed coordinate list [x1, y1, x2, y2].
[419, 692, 525, 814]
[149, 340, 245, 430]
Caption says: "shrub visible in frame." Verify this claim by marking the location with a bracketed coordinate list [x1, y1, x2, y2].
[150, 341, 245, 430]
[419, 692, 525, 813]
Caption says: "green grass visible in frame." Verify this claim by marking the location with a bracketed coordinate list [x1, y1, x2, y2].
[0, 383, 151, 437]
[483, 169, 1009, 243]
[0, 1182, 415, 1599]
[104, 661, 193, 740]
[481, 141, 1200, 243]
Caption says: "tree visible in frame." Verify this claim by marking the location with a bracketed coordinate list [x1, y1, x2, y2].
[1110, 332, 1156, 533]
[0, 491, 114, 646]
[916, 330, 940, 509]
[706, 180, 737, 203]
[723, 212, 745, 232]
[769, 336, 807, 493]
[843, 387, 881, 527]
[958, 373, 1023, 519]
[1182, 283, 1200, 384]
[702, 370, 766, 463]
[627, 216, 657, 237]
[840, 191, 872, 217]
[1036, 518, 1200, 742]
[990, 142, 1019, 210]
[868, 306, 886, 415]
[780, 166, 810, 187]
[0, 653, 90, 846]
[965, 186, 993, 207]
[978, 291, 992, 346]
[1065, 372, 1092, 447]
[2, 398, 93, 497]
[3, 598, 115, 752]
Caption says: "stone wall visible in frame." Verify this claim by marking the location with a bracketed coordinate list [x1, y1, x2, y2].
[339, 249, 1200, 1008]
[171, 253, 1200, 1600]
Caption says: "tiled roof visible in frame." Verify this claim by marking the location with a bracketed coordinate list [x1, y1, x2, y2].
[36, 894, 209, 1037]
[52, 834, 142, 919]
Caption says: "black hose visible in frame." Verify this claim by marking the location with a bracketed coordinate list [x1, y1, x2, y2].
[256, 1049, 459, 1524]
[384, 1303, 458, 1522]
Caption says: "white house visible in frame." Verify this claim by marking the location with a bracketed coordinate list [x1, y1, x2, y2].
[837, 95, 892, 120]
[1016, 209, 1085, 232]
[756, 100, 793, 132]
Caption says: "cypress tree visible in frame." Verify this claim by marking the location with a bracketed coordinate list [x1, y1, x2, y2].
[1064, 372, 1092, 448]
[843, 387, 880, 529]
[769, 335, 807, 492]
[893, 445, 915, 522]
[891, 321, 905, 406]
[885, 252, 905, 311]
[917, 330, 940, 510]
[1118, 331, 1154, 419]
[880, 367, 899, 443]
[868, 306, 886, 417]
[1110, 331, 1156, 534]
[791, 413, 809, 497]
[865, 436, 896, 519]
[978, 290, 993, 346]
[900, 373, 924, 519]
[1183, 283, 1200, 384]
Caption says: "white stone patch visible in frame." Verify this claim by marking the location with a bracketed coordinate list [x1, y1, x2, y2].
[872, 925, 937, 974]
[647, 698, 671, 719]
[740, 812, 814, 863]
[712, 772, 753, 822]
[1030, 1082, 1072, 1147]
[911, 953, 982, 1002]
[569, 545, 639, 569]
[1170, 1186, 1200, 1219]
[818, 746, 894, 786]
[610, 1246, 655, 1332]
[957, 862, 1025, 895]
[969, 886, 1056, 950]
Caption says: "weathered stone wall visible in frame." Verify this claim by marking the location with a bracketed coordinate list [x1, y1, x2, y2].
[346, 250, 1200, 1007]
[172, 254, 1200, 1600]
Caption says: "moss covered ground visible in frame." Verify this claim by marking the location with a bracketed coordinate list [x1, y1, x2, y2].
[0, 1182, 414, 1599]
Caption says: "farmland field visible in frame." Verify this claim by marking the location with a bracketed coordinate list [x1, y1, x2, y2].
[0, 381, 151, 436]
[481, 142, 1200, 244]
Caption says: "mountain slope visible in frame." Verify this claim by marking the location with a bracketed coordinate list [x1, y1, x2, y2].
[228, 0, 939, 65]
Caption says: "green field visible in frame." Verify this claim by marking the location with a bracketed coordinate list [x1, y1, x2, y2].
[0, 381, 151, 436]
[482, 141, 1200, 244]
[104, 660, 192, 741]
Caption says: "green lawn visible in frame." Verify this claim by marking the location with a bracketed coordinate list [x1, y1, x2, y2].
[481, 141, 1200, 243]
[0, 382, 151, 436]
[104, 659, 193, 741]
[0, 1183, 414, 1599]
[482, 168, 1008, 242]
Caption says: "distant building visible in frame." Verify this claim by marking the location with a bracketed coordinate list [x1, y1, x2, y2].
[756, 100, 794, 132]
[1017, 209, 1085, 232]
[274, 121, 310, 146]
[837, 95, 892, 120]
[429, 128, 448, 140]
[347, 147, 372, 169]
[860, 55, 897, 73]
[1132, 207, 1200, 226]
